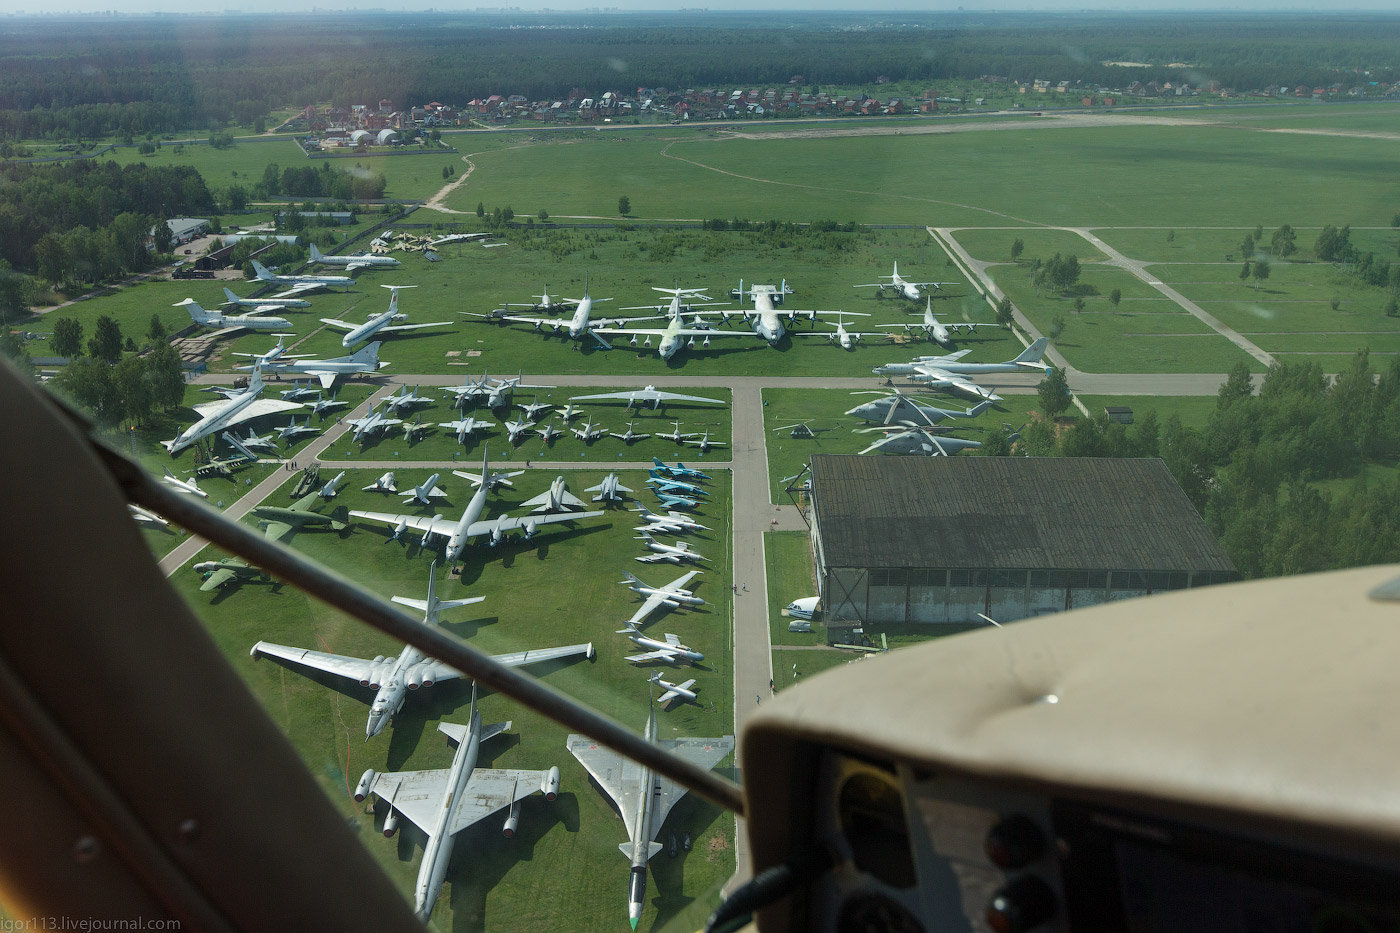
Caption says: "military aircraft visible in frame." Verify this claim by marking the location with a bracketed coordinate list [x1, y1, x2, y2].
[874, 338, 1051, 382]
[635, 533, 706, 564]
[252, 563, 592, 739]
[853, 261, 955, 301]
[587, 473, 633, 503]
[401, 473, 448, 506]
[310, 392, 347, 418]
[482, 285, 618, 349]
[679, 431, 726, 453]
[220, 286, 311, 310]
[648, 671, 699, 707]
[441, 374, 494, 408]
[236, 342, 388, 390]
[555, 402, 584, 422]
[363, 472, 398, 494]
[650, 459, 710, 482]
[353, 688, 561, 921]
[521, 476, 588, 514]
[620, 570, 704, 628]
[162, 368, 303, 455]
[646, 476, 709, 498]
[632, 504, 708, 535]
[451, 464, 522, 491]
[535, 418, 565, 444]
[654, 421, 691, 444]
[876, 297, 999, 345]
[352, 449, 603, 563]
[401, 416, 433, 444]
[572, 418, 608, 443]
[846, 393, 994, 428]
[194, 491, 346, 590]
[319, 471, 347, 498]
[569, 386, 726, 410]
[438, 414, 495, 445]
[308, 242, 401, 272]
[588, 293, 750, 360]
[321, 286, 452, 348]
[610, 421, 652, 444]
[219, 431, 262, 463]
[726, 280, 858, 345]
[502, 416, 536, 445]
[567, 706, 732, 930]
[382, 384, 433, 414]
[160, 467, 207, 498]
[516, 396, 553, 420]
[858, 428, 984, 457]
[481, 372, 554, 410]
[175, 298, 292, 336]
[346, 405, 403, 445]
[278, 381, 319, 402]
[224, 426, 278, 452]
[617, 623, 704, 666]
[251, 259, 354, 294]
[793, 311, 873, 350]
[653, 490, 700, 511]
[127, 503, 171, 529]
[228, 336, 310, 371]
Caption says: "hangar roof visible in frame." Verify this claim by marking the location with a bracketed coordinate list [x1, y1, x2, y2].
[809, 455, 1234, 573]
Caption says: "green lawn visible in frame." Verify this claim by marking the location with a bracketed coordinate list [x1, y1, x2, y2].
[950, 227, 1108, 264]
[765, 531, 821, 648]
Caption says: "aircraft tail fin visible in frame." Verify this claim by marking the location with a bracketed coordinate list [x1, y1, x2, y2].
[968, 400, 994, 417]
[1014, 337, 1049, 364]
[351, 342, 381, 365]
[310, 243, 324, 260]
[251, 259, 274, 280]
[222, 287, 240, 303]
[177, 298, 212, 323]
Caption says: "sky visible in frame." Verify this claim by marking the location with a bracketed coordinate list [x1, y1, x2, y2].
[9, 2, 1400, 13]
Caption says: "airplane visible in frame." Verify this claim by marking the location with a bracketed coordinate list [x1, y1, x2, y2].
[874, 338, 1051, 380]
[654, 420, 692, 444]
[401, 473, 447, 506]
[225, 427, 278, 452]
[160, 467, 207, 498]
[517, 396, 553, 420]
[588, 307, 752, 361]
[645, 476, 708, 498]
[236, 342, 388, 390]
[647, 671, 699, 707]
[278, 381, 320, 402]
[794, 312, 874, 350]
[353, 687, 561, 921]
[228, 336, 311, 371]
[619, 569, 704, 628]
[485, 285, 617, 349]
[437, 414, 494, 445]
[635, 533, 706, 564]
[251, 259, 354, 293]
[441, 374, 494, 408]
[853, 261, 955, 301]
[127, 503, 171, 529]
[219, 431, 262, 463]
[427, 231, 494, 248]
[617, 623, 703, 665]
[858, 427, 984, 457]
[632, 504, 707, 535]
[320, 286, 452, 348]
[610, 421, 651, 444]
[346, 405, 403, 445]
[162, 368, 303, 455]
[483, 372, 554, 410]
[571, 386, 726, 410]
[402, 416, 433, 444]
[450, 464, 522, 492]
[319, 471, 346, 498]
[571, 418, 608, 443]
[352, 449, 604, 564]
[728, 280, 855, 345]
[679, 431, 726, 453]
[502, 416, 536, 445]
[191, 449, 258, 479]
[175, 298, 292, 335]
[521, 475, 588, 514]
[555, 402, 584, 421]
[653, 490, 700, 511]
[587, 473, 633, 503]
[252, 563, 592, 739]
[220, 286, 311, 310]
[650, 459, 710, 481]
[194, 491, 347, 591]
[846, 393, 994, 428]
[535, 418, 564, 443]
[310, 391, 347, 418]
[876, 297, 999, 345]
[382, 384, 433, 414]
[308, 242, 401, 272]
[567, 706, 732, 930]
[363, 472, 398, 494]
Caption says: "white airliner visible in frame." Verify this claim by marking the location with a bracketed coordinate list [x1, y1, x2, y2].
[175, 298, 292, 335]
[162, 368, 303, 455]
[251, 259, 354, 293]
[308, 242, 401, 272]
[320, 286, 451, 347]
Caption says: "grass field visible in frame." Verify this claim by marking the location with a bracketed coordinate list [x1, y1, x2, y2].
[765, 531, 822, 648]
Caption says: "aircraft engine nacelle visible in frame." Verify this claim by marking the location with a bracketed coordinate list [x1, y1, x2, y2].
[541, 766, 561, 802]
[702, 336, 712, 347]
[353, 769, 377, 802]
[405, 664, 425, 690]
[381, 809, 399, 838]
[524, 519, 539, 539]
[490, 525, 505, 546]
[502, 798, 522, 837]
[687, 337, 696, 348]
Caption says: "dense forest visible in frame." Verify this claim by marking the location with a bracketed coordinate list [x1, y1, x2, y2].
[2, 12, 1399, 139]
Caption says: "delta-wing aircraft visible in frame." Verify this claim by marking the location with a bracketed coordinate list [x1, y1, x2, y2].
[175, 298, 292, 336]
[237, 342, 388, 389]
[308, 242, 401, 272]
[854, 261, 955, 301]
[619, 570, 704, 629]
[321, 286, 452, 348]
[877, 297, 999, 345]
[162, 368, 303, 455]
[354, 687, 562, 921]
[251, 259, 354, 294]
[194, 491, 347, 590]
[352, 449, 604, 563]
[569, 386, 726, 410]
[221, 286, 311, 310]
[567, 706, 733, 929]
[253, 563, 592, 739]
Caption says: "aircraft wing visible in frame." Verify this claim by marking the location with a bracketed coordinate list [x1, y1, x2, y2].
[567, 736, 648, 843]
[319, 318, 358, 332]
[363, 769, 450, 835]
[379, 321, 455, 334]
[210, 399, 306, 431]
[449, 768, 553, 835]
[419, 643, 594, 685]
[463, 508, 604, 539]
[651, 734, 734, 829]
[301, 370, 346, 390]
[198, 560, 252, 592]
[910, 367, 999, 400]
[496, 315, 560, 329]
[350, 511, 459, 540]
[249, 642, 374, 683]
[272, 283, 323, 299]
[625, 647, 683, 663]
[570, 388, 725, 407]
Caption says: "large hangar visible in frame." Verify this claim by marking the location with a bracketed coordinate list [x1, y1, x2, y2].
[808, 454, 1235, 627]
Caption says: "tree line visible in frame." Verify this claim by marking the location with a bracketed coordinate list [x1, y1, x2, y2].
[46, 313, 187, 428]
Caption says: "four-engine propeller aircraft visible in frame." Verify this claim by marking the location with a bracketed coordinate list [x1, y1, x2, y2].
[308, 242, 401, 272]
[321, 286, 452, 348]
[854, 261, 955, 301]
[162, 368, 304, 455]
[589, 291, 750, 360]
[175, 298, 292, 335]
[569, 386, 726, 410]
[483, 285, 619, 349]
[567, 706, 732, 929]
[354, 686, 562, 921]
[194, 491, 347, 590]
[877, 296, 999, 345]
[351, 449, 604, 564]
[619, 570, 705, 629]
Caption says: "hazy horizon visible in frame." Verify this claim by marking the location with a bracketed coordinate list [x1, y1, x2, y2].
[7, 4, 1400, 15]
